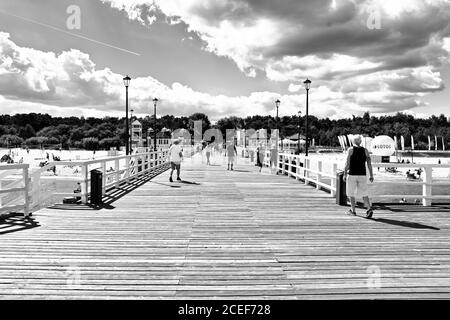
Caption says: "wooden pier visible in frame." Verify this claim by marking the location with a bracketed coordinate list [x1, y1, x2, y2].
[1, 154, 449, 299]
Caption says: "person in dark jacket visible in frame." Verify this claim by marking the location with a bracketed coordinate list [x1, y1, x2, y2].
[256, 144, 265, 172]
[344, 135, 374, 218]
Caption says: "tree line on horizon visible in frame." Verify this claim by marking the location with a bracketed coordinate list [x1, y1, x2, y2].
[0, 112, 449, 150]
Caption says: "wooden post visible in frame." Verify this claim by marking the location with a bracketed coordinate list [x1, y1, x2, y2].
[305, 158, 309, 185]
[288, 156, 292, 177]
[115, 159, 120, 188]
[422, 166, 433, 206]
[126, 156, 130, 182]
[317, 160, 322, 190]
[23, 164, 30, 217]
[331, 163, 338, 197]
[295, 157, 300, 181]
[281, 154, 285, 175]
[101, 161, 106, 196]
[81, 164, 88, 204]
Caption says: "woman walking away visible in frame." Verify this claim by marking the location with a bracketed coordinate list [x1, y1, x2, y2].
[256, 144, 265, 172]
[168, 139, 183, 182]
[205, 144, 211, 165]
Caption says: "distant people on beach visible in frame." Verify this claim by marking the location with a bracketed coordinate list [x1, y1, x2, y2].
[344, 135, 374, 219]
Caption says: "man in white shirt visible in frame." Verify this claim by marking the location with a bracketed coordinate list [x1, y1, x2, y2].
[168, 139, 183, 182]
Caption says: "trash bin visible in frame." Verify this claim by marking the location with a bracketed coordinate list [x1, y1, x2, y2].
[336, 170, 347, 205]
[138, 158, 142, 172]
[250, 150, 254, 162]
[90, 169, 103, 206]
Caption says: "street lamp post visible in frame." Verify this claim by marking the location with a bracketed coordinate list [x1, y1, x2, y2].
[123, 75, 131, 155]
[303, 79, 311, 157]
[130, 109, 134, 154]
[153, 98, 158, 151]
[297, 110, 302, 154]
[275, 99, 280, 152]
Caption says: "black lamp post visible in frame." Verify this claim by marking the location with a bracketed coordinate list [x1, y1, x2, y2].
[153, 98, 158, 151]
[275, 99, 280, 151]
[303, 79, 311, 157]
[130, 108, 134, 154]
[123, 75, 131, 155]
[297, 110, 302, 154]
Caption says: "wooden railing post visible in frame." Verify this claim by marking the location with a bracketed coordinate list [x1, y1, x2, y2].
[288, 156, 292, 177]
[126, 156, 130, 183]
[423, 167, 433, 206]
[81, 164, 88, 204]
[305, 158, 309, 185]
[115, 159, 120, 188]
[101, 161, 106, 196]
[295, 156, 300, 181]
[331, 163, 338, 197]
[317, 160, 322, 190]
[23, 164, 30, 217]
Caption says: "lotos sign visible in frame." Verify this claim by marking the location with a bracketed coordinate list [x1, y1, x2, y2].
[370, 135, 396, 156]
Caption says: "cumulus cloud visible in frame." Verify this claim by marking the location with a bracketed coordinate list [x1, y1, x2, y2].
[98, 0, 450, 116]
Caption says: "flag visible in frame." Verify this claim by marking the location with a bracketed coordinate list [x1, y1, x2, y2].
[401, 136, 405, 151]
[411, 135, 415, 150]
[394, 136, 398, 150]
[435, 135, 438, 151]
[443, 137, 445, 151]
[428, 136, 431, 151]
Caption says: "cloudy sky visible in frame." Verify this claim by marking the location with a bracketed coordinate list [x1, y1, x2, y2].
[0, 0, 449, 121]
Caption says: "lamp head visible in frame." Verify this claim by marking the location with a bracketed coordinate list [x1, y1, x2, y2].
[123, 75, 131, 87]
[153, 98, 159, 104]
[303, 78, 311, 90]
[275, 99, 281, 108]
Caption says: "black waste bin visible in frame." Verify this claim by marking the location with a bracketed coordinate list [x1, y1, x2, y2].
[336, 170, 347, 205]
[90, 169, 103, 206]
[138, 158, 142, 172]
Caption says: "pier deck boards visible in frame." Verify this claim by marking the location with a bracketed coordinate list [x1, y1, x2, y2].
[1, 154, 449, 299]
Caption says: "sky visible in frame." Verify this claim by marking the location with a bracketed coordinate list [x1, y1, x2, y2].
[0, 0, 449, 121]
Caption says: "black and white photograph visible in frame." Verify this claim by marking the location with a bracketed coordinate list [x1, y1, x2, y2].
[0, 0, 450, 309]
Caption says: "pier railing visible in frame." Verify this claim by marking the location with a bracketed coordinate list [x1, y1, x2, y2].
[252, 150, 450, 206]
[0, 164, 30, 217]
[30, 150, 169, 207]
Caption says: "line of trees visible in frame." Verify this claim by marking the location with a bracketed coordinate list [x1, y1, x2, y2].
[0, 112, 449, 150]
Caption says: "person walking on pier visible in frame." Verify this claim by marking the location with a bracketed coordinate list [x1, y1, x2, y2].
[226, 141, 237, 170]
[168, 138, 183, 182]
[205, 143, 211, 165]
[256, 144, 265, 172]
[344, 135, 374, 218]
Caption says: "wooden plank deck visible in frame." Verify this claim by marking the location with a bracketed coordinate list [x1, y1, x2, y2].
[1, 154, 449, 299]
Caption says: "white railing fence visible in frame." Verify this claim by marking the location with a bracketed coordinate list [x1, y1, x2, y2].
[32, 150, 169, 207]
[0, 164, 30, 217]
[0, 150, 171, 217]
[244, 149, 450, 207]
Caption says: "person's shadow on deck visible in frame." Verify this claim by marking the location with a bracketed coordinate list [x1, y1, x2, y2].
[370, 217, 440, 230]
[0, 213, 40, 235]
[179, 180, 201, 185]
